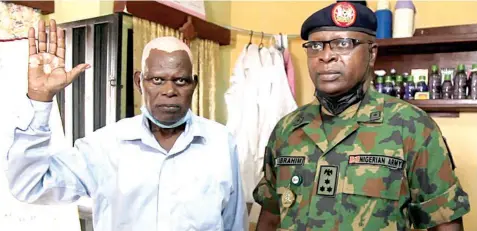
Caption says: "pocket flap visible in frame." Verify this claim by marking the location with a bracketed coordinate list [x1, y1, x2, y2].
[343, 164, 404, 201]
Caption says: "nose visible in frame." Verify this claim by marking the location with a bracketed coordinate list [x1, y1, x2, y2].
[160, 81, 178, 97]
[318, 44, 337, 63]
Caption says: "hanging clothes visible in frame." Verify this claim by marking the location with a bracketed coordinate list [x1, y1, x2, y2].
[225, 42, 297, 204]
[283, 49, 296, 98]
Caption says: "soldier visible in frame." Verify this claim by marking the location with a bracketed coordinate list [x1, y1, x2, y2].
[253, 1, 470, 231]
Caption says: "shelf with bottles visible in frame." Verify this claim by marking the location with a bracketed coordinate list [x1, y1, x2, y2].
[373, 64, 477, 113]
[376, 24, 477, 56]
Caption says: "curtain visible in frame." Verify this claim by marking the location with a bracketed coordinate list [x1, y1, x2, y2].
[132, 17, 219, 121]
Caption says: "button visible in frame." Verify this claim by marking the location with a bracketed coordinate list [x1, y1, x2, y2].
[458, 196, 465, 203]
[291, 175, 302, 186]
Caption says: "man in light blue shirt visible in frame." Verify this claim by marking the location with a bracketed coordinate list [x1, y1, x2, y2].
[5, 19, 248, 231]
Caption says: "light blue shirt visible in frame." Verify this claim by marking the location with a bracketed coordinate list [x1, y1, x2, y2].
[4, 95, 248, 231]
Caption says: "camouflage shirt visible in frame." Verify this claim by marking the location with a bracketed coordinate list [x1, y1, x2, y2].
[253, 87, 470, 230]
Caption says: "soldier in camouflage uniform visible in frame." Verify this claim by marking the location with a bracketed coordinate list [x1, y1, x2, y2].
[253, 1, 470, 231]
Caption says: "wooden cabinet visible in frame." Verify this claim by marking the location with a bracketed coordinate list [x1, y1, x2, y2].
[374, 24, 477, 116]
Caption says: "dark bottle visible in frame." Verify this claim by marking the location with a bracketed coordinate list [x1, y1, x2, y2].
[469, 64, 477, 100]
[453, 64, 468, 99]
[383, 75, 396, 96]
[429, 65, 442, 99]
[390, 68, 397, 85]
[442, 74, 454, 100]
[394, 75, 405, 99]
[402, 72, 409, 88]
[375, 75, 384, 93]
[404, 75, 416, 100]
[416, 75, 429, 92]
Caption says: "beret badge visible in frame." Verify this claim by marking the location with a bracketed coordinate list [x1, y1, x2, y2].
[332, 2, 357, 28]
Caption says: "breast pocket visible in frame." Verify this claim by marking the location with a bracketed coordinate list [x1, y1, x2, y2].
[342, 162, 405, 230]
[276, 163, 315, 229]
[176, 173, 224, 231]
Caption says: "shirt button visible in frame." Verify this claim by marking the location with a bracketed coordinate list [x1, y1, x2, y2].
[458, 196, 465, 203]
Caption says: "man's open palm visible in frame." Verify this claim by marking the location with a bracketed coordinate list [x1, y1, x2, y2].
[28, 19, 90, 102]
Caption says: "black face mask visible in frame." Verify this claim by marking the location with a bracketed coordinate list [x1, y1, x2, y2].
[314, 80, 365, 115]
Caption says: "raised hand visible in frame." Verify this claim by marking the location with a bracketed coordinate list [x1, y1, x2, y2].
[27, 19, 90, 102]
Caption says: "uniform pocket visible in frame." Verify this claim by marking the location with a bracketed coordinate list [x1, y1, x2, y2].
[341, 164, 405, 230]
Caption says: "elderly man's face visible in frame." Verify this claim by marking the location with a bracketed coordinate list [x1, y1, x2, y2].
[306, 31, 377, 96]
[134, 49, 196, 124]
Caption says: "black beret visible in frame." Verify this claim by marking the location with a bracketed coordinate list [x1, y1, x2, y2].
[300, 1, 377, 40]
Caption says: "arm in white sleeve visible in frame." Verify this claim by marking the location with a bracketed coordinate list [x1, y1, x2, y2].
[5, 95, 98, 204]
[222, 134, 249, 231]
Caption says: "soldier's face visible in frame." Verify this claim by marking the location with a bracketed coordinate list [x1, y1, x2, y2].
[134, 49, 196, 124]
[306, 31, 377, 96]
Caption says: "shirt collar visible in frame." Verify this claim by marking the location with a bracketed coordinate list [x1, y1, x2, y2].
[118, 112, 207, 144]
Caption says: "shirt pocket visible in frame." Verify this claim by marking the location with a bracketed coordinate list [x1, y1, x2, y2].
[177, 173, 223, 230]
[276, 163, 315, 229]
[341, 163, 405, 230]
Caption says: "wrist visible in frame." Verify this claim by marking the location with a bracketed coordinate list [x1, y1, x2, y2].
[27, 90, 54, 102]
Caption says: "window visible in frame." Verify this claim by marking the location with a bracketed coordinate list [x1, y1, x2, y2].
[58, 14, 125, 146]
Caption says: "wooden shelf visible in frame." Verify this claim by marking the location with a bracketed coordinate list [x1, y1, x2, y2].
[405, 99, 477, 112]
[113, 0, 230, 46]
[377, 33, 477, 56]
[6, 1, 54, 14]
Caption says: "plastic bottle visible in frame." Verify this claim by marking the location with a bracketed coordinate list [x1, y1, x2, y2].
[383, 75, 396, 96]
[375, 75, 385, 93]
[375, 0, 392, 39]
[393, 0, 416, 38]
[404, 75, 416, 100]
[469, 64, 477, 100]
[416, 75, 429, 92]
[429, 65, 442, 99]
[394, 75, 404, 99]
[442, 74, 453, 100]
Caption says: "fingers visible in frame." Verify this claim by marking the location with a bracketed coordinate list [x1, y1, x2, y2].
[66, 64, 91, 84]
[57, 28, 66, 61]
[28, 27, 37, 55]
[48, 19, 57, 55]
[38, 20, 47, 53]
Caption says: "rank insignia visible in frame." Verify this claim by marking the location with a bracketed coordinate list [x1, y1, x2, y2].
[332, 2, 357, 28]
[317, 165, 338, 197]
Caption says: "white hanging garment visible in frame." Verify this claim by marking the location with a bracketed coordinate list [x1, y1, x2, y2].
[225, 44, 262, 203]
[255, 46, 297, 181]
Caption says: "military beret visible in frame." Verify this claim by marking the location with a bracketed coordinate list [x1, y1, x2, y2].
[300, 1, 377, 40]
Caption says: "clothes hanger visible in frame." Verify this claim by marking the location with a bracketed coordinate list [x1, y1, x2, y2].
[247, 30, 253, 49]
[258, 32, 264, 50]
[279, 33, 285, 51]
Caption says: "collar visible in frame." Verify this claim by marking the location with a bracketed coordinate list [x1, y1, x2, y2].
[117, 112, 207, 144]
[290, 87, 384, 130]
[289, 87, 384, 154]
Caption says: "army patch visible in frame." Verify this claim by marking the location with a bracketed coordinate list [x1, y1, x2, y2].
[316, 165, 338, 197]
[275, 156, 305, 167]
[348, 155, 405, 170]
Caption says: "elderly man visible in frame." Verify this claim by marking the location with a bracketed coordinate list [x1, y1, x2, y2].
[253, 1, 470, 231]
[5, 19, 247, 231]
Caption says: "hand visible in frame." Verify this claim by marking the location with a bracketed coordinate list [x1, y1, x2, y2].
[27, 19, 90, 102]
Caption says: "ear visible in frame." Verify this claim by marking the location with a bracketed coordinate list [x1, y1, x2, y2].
[368, 42, 378, 68]
[134, 71, 142, 94]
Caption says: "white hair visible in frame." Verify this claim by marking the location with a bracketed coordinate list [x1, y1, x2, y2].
[140, 36, 192, 106]
[141, 36, 193, 74]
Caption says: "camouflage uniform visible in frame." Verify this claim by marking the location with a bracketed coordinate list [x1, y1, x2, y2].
[253, 87, 470, 230]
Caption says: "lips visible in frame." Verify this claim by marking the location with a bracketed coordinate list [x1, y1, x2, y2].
[317, 72, 341, 82]
[156, 104, 181, 113]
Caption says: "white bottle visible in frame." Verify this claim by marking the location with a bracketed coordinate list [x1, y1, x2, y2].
[393, 0, 416, 38]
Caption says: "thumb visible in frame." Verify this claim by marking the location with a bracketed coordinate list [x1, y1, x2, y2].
[66, 63, 91, 83]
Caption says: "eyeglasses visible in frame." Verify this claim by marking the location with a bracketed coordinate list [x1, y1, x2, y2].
[302, 38, 372, 56]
